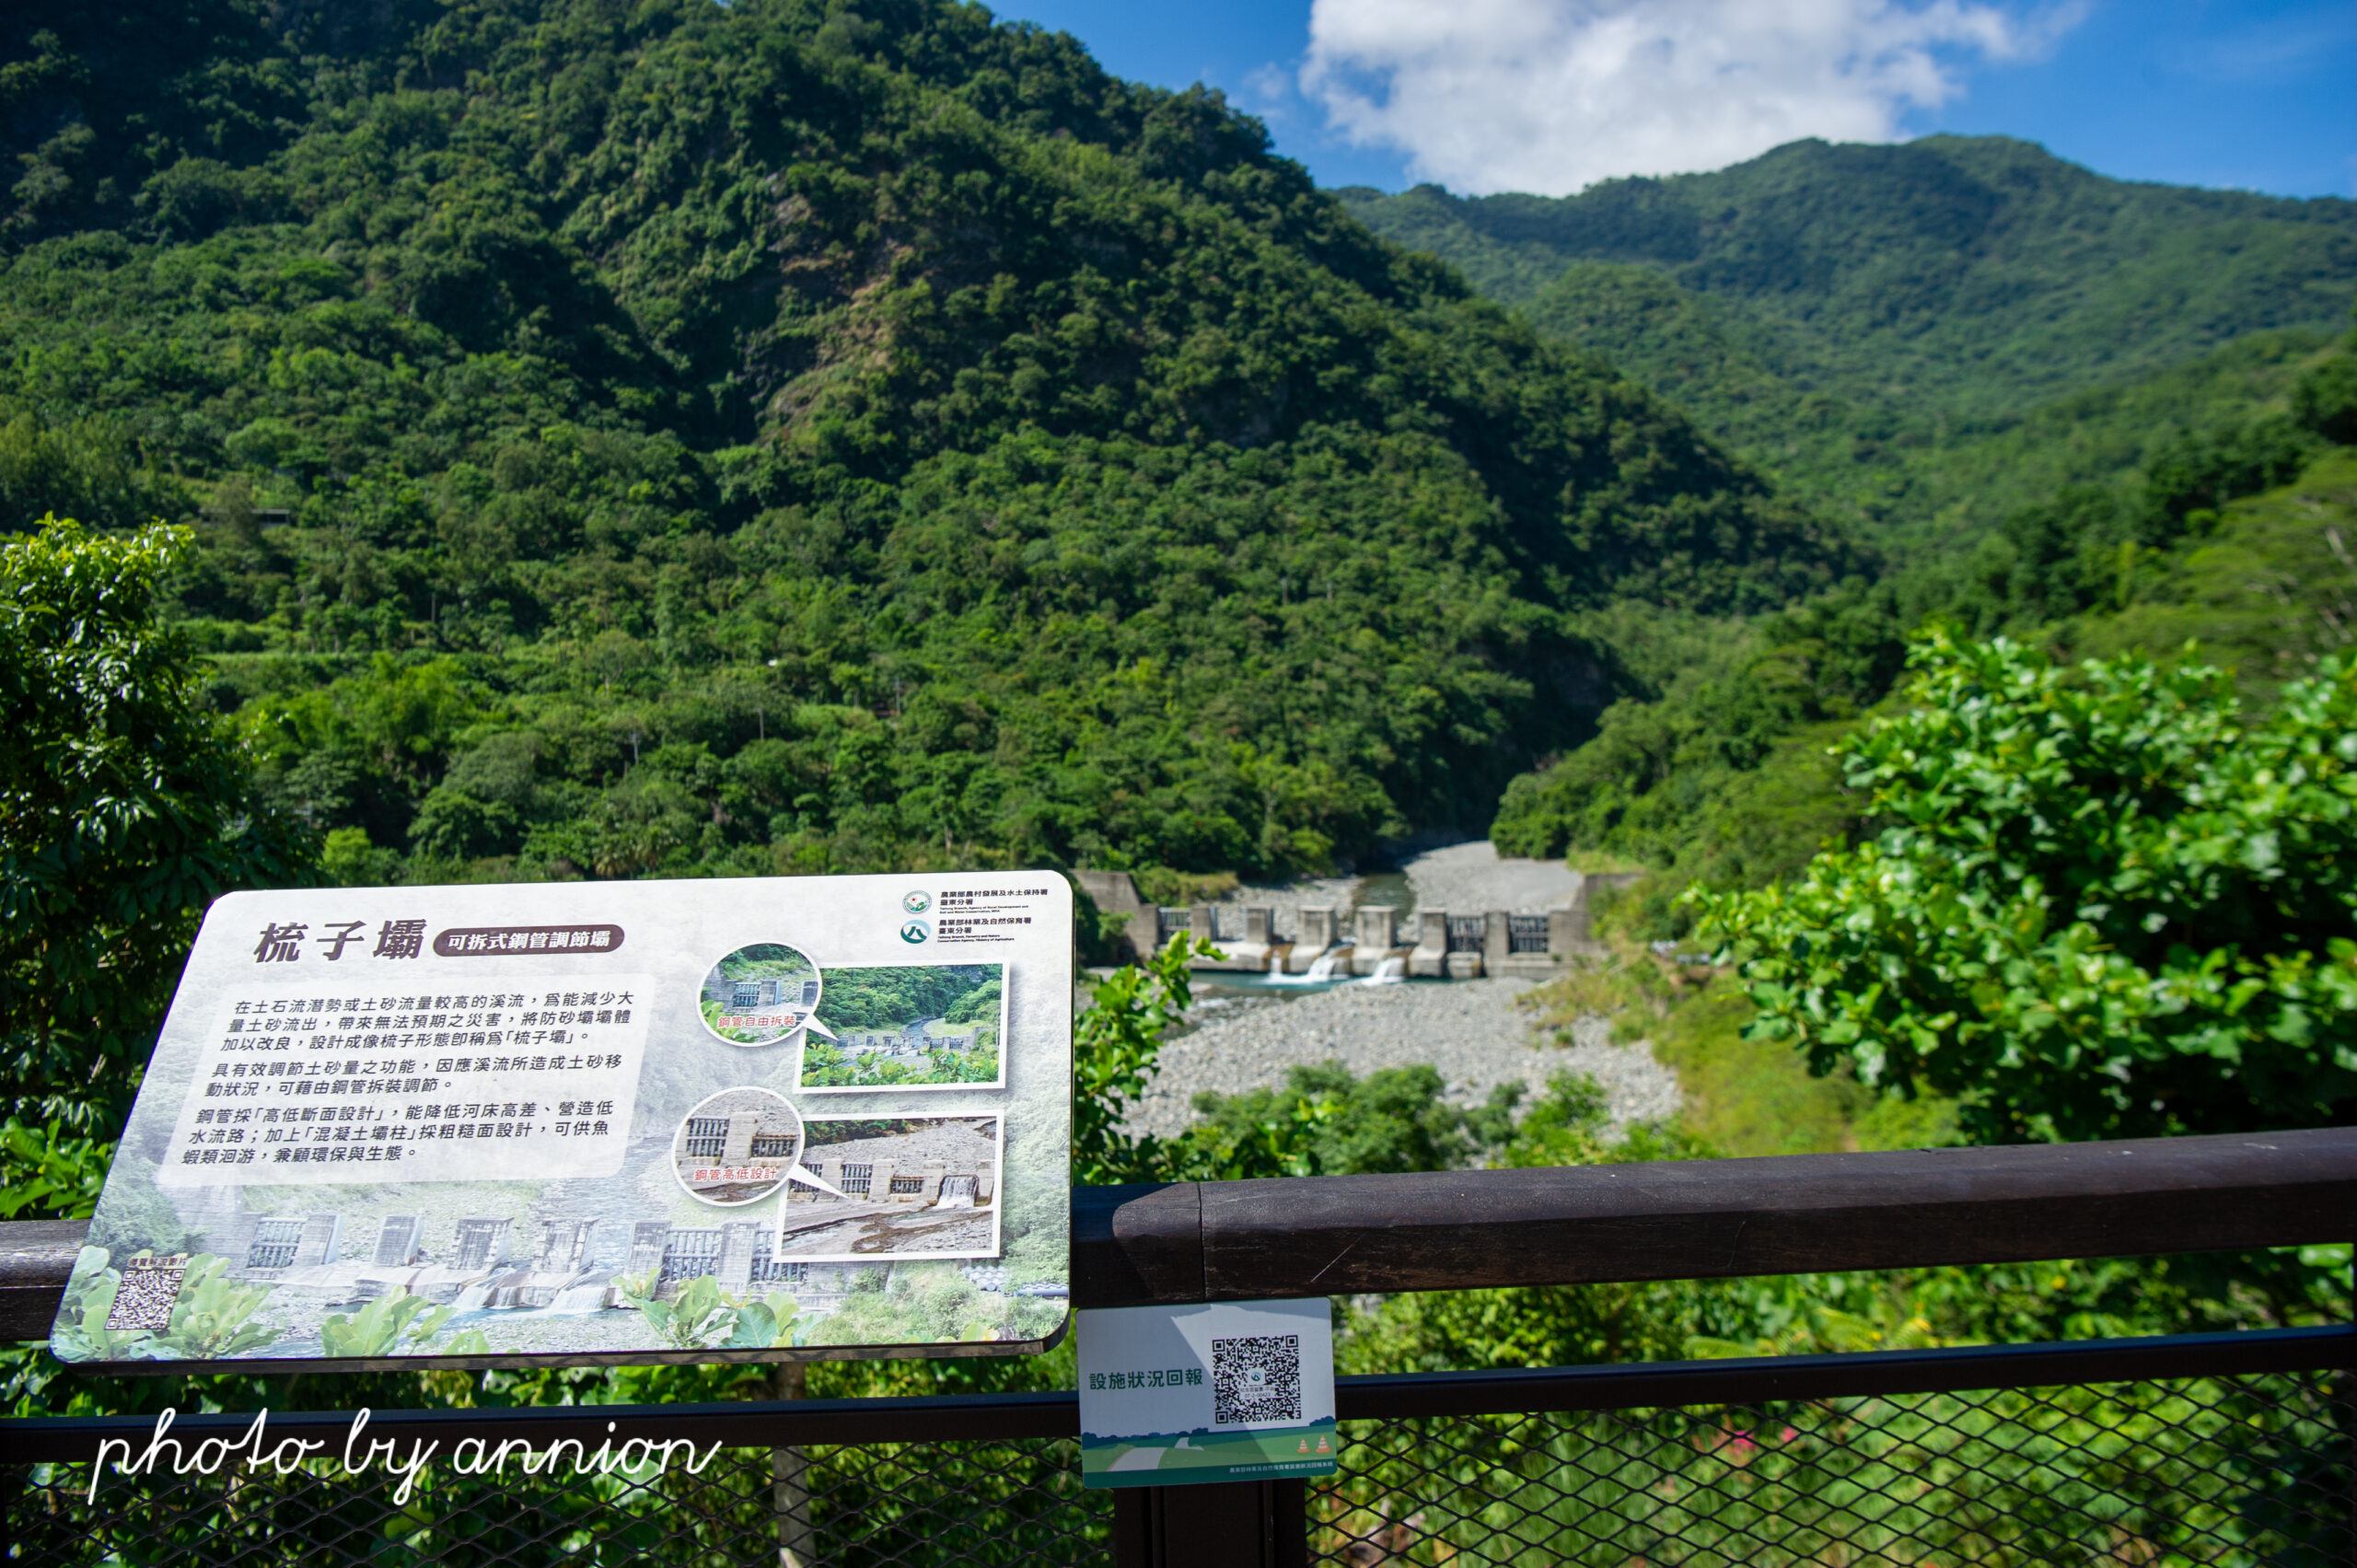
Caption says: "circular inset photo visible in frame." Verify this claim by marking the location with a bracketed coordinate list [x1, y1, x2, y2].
[700, 942, 820, 1046]
[673, 1086, 803, 1206]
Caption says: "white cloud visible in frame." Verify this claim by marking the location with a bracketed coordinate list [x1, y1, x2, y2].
[1240, 61, 1302, 124]
[1301, 0, 2086, 195]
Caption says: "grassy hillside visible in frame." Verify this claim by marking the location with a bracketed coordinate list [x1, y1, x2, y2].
[1341, 137, 2357, 552]
[0, 0, 1850, 889]
[2069, 446, 2357, 680]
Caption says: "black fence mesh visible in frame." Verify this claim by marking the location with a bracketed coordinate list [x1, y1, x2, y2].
[6, 1370, 2349, 1565]
[1314, 1371, 2354, 1567]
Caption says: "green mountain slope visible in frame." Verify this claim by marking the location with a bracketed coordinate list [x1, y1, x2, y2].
[1491, 334, 2357, 927]
[0, 0, 1846, 886]
[1341, 135, 2357, 412]
[1341, 137, 2357, 550]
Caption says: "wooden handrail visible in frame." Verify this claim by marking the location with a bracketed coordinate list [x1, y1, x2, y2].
[4, 1128, 2351, 1338]
[0, 1220, 85, 1342]
[1071, 1126, 2357, 1307]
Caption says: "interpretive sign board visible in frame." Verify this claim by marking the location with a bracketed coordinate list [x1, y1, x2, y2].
[1077, 1299, 1338, 1488]
[52, 874, 1073, 1372]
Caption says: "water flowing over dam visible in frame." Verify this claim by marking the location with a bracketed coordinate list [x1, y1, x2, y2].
[1074, 865, 1643, 981]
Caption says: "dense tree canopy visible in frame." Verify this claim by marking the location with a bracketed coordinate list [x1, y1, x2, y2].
[0, 0, 1845, 890]
[1696, 633, 2357, 1144]
[819, 963, 995, 1031]
[0, 518, 308, 1137]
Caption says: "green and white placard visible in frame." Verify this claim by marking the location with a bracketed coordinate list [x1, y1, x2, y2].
[52, 873, 1073, 1372]
[1078, 1298, 1338, 1488]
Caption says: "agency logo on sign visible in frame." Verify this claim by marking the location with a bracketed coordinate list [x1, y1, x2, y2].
[900, 919, 931, 944]
[901, 890, 931, 914]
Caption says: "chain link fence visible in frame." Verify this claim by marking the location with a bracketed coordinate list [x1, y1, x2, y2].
[7, 1367, 2350, 1565]
[1316, 1370, 2353, 1567]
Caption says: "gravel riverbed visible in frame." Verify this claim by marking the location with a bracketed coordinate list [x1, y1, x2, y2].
[1403, 841, 1585, 913]
[1123, 979, 1682, 1144]
[1202, 842, 1582, 920]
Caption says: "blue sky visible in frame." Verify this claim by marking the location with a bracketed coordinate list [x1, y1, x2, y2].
[991, 0, 2357, 199]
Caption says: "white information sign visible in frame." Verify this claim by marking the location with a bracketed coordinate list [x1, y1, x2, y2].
[54, 873, 1073, 1372]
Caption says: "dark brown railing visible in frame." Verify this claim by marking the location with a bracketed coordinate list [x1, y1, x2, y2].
[1069, 1126, 2357, 1306]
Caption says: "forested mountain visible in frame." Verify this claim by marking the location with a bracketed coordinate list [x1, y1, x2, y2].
[11, 4, 2348, 900]
[0, 0, 1847, 888]
[1341, 138, 2357, 550]
[1490, 342, 2357, 927]
[1332, 132, 2357, 915]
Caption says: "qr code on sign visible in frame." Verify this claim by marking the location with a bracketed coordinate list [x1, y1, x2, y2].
[1212, 1333, 1302, 1424]
[105, 1256, 190, 1333]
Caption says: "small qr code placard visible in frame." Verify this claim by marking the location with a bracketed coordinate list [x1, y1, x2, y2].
[105, 1257, 190, 1332]
[1079, 1300, 1334, 1488]
[1212, 1332, 1303, 1424]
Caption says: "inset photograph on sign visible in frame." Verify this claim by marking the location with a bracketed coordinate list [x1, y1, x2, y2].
[699, 943, 819, 1046]
[798, 963, 1005, 1090]
[672, 1086, 803, 1206]
[778, 1115, 1002, 1261]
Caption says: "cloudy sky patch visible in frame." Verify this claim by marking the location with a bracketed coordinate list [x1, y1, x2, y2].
[994, 0, 2357, 198]
[1299, 0, 2080, 195]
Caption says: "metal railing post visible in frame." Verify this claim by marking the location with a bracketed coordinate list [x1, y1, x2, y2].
[770, 1362, 814, 1568]
[1114, 1479, 1306, 1568]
